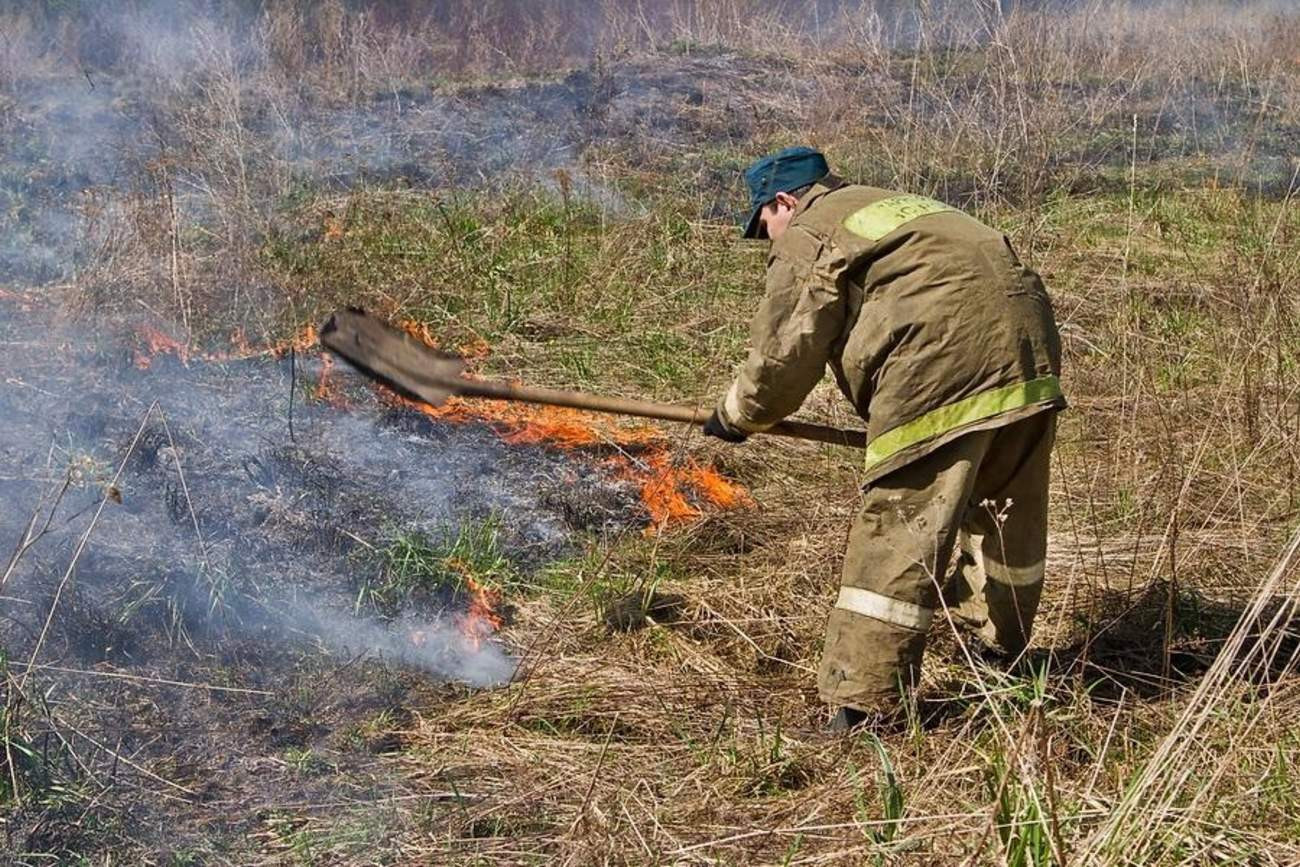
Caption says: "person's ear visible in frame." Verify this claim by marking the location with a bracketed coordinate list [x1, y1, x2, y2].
[774, 191, 799, 209]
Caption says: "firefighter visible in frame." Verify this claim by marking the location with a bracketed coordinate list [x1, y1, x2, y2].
[703, 146, 1065, 731]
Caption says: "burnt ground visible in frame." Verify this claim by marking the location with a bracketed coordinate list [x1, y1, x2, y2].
[0, 51, 781, 286]
[0, 22, 1296, 860]
[3, 46, 1296, 287]
[0, 46, 792, 862]
[0, 295, 668, 861]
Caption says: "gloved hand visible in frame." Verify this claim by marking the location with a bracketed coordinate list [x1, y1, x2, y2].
[702, 410, 748, 443]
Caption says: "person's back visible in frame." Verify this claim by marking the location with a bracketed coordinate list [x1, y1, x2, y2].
[781, 181, 1063, 482]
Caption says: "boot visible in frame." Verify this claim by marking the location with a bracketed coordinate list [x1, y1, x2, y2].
[828, 706, 870, 733]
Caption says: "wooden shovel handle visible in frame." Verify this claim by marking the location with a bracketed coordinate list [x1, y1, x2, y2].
[319, 309, 867, 449]
[451, 377, 868, 449]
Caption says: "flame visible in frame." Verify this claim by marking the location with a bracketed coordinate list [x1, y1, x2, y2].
[399, 319, 439, 349]
[267, 323, 320, 358]
[381, 388, 750, 528]
[390, 393, 661, 450]
[314, 352, 346, 405]
[457, 335, 492, 360]
[398, 320, 489, 361]
[133, 325, 189, 369]
[121, 316, 750, 530]
[128, 317, 443, 372]
[625, 452, 750, 528]
[322, 214, 344, 241]
[130, 322, 322, 369]
[405, 577, 504, 653]
[459, 576, 504, 649]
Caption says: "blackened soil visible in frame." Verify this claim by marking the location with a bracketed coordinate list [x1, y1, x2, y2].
[0, 297, 652, 861]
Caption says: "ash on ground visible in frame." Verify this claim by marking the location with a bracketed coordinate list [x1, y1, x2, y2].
[0, 298, 654, 856]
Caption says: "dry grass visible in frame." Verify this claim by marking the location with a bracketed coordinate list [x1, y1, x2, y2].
[2, 1, 1299, 864]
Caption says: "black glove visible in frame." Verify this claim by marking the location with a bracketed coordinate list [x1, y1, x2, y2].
[703, 410, 748, 443]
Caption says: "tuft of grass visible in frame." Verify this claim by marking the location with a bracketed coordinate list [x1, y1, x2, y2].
[851, 733, 906, 863]
[986, 748, 1057, 867]
[357, 515, 517, 616]
[281, 747, 334, 777]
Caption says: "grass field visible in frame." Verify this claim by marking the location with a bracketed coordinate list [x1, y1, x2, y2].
[2, 1, 1299, 864]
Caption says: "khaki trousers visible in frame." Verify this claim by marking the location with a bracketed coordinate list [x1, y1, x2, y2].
[817, 412, 1056, 713]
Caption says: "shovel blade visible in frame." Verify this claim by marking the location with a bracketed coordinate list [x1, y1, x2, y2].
[319, 309, 465, 407]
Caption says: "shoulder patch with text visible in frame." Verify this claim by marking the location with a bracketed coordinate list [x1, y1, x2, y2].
[842, 194, 956, 241]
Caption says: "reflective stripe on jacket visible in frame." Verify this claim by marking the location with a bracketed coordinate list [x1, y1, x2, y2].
[718, 179, 1065, 484]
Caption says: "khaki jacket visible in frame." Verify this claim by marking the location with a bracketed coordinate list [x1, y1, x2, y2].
[718, 178, 1064, 484]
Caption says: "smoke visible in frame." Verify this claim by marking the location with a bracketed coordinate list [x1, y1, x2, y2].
[295, 603, 516, 687]
[0, 301, 646, 695]
[3, 0, 1294, 289]
[3, 0, 1297, 679]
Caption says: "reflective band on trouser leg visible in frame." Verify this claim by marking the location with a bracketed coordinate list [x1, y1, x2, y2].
[836, 587, 933, 632]
[969, 532, 1045, 587]
[863, 376, 1064, 473]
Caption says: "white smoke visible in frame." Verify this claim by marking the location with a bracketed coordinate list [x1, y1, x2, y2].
[295, 602, 517, 688]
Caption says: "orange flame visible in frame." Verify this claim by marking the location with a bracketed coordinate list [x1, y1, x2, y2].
[322, 214, 344, 241]
[261, 323, 319, 359]
[630, 453, 749, 527]
[130, 322, 322, 369]
[314, 352, 346, 405]
[381, 387, 750, 528]
[389, 393, 662, 450]
[133, 325, 189, 369]
[397, 321, 490, 361]
[123, 317, 750, 529]
[399, 319, 440, 349]
[129, 317, 442, 372]
[405, 575, 505, 652]
[459, 576, 504, 649]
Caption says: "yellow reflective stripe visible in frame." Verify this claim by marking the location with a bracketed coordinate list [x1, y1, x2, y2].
[864, 376, 1063, 472]
[842, 194, 955, 241]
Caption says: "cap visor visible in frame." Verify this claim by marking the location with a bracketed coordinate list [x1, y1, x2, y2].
[742, 204, 766, 239]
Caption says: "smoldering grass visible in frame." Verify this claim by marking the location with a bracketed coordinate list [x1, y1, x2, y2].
[292, 602, 515, 688]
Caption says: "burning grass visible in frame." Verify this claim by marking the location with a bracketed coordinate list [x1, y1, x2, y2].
[388, 391, 751, 528]
[127, 315, 753, 530]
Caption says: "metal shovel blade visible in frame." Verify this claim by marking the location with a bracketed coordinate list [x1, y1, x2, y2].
[319, 309, 465, 407]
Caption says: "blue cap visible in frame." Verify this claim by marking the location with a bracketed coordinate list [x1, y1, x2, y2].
[742, 146, 830, 239]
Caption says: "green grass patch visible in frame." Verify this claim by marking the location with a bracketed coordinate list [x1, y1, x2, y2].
[356, 516, 517, 616]
[258, 181, 759, 400]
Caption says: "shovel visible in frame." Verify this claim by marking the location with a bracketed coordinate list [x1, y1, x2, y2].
[318, 309, 867, 449]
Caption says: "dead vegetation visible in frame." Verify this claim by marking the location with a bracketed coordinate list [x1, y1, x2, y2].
[2, 1, 1299, 864]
